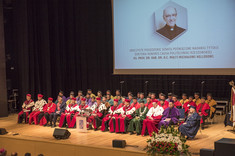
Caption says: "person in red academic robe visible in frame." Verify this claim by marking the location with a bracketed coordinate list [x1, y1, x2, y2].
[145, 96, 153, 109]
[117, 97, 125, 109]
[28, 94, 47, 125]
[183, 96, 196, 115]
[87, 97, 107, 130]
[38, 97, 56, 126]
[157, 99, 169, 110]
[101, 99, 119, 132]
[172, 95, 182, 109]
[68, 98, 89, 128]
[196, 97, 210, 129]
[150, 93, 157, 102]
[112, 99, 136, 133]
[18, 94, 34, 124]
[59, 97, 79, 128]
[131, 97, 141, 110]
[141, 100, 164, 136]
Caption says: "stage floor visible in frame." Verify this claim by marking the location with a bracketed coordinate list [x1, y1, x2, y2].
[0, 114, 235, 156]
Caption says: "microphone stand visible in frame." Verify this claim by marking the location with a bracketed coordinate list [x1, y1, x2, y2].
[120, 81, 124, 96]
[201, 81, 205, 97]
[144, 81, 149, 97]
[172, 82, 175, 94]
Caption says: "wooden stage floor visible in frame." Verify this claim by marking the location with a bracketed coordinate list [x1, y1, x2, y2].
[0, 114, 235, 156]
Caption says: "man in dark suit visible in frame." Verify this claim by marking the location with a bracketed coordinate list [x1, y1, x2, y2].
[157, 6, 185, 40]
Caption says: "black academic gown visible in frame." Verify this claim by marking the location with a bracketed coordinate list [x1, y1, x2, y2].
[157, 24, 185, 40]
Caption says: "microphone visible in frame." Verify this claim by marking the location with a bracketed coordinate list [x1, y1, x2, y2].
[120, 81, 125, 84]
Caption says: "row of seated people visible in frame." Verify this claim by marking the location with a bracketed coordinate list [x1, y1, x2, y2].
[18, 92, 213, 139]
[62, 90, 217, 120]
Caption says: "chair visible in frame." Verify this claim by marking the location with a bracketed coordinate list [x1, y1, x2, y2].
[178, 108, 185, 121]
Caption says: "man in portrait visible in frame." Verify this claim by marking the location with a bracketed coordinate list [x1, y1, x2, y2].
[157, 6, 185, 40]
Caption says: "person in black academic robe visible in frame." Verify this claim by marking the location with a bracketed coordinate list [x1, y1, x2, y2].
[179, 106, 201, 139]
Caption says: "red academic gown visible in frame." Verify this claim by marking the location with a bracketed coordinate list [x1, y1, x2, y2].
[39, 103, 56, 126]
[69, 104, 89, 128]
[141, 106, 164, 136]
[174, 100, 182, 109]
[101, 105, 119, 131]
[87, 104, 106, 129]
[145, 102, 153, 109]
[114, 105, 135, 133]
[196, 103, 210, 124]
[117, 103, 124, 109]
[59, 104, 78, 127]
[183, 101, 197, 114]
[157, 101, 169, 110]
[18, 99, 34, 123]
[131, 102, 141, 110]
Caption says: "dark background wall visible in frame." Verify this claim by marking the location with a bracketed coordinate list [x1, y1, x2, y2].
[2, 0, 235, 110]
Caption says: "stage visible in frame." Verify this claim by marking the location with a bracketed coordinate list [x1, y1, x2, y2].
[0, 114, 234, 156]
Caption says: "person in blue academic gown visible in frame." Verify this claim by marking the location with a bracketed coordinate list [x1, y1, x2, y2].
[179, 105, 201, 139]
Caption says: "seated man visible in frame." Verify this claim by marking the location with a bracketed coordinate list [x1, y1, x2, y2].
[128, 101, 149, 135]
[131, 97, 140, 110]
[87, 97, 107, 130]
[85, 93, 92, 106]
[166, 93, 173, 103]
[49, 96, 66, 127]
[157, 98, 169, 110]
[172, 95, 182, 109]
[180, 93, 188, 105]
[59, 97, 79, 127]
[206, 93, 217, 119]
[39, 97, 56, 126]
[196, 97, 210, 129]
[141, 100, 164, 136]
[193, 92, 201, 106]
[138, 92, 147, 104]
[107, 94, 114, 106]
[158, 102, 180, 129]
[18, 94, 34, 124]
[87, 89, 96, 98]
[183, 96, 196, 116]
[66, 91, 75, 105]
[145, 96, 153, 109]
[69, 98, 89, 128]
[76, 90, 83, 105]
[29, 94, 47, 125]
[110, 99, 135, 133]
[179, 106, 201, 139]
[101, 99, 119, 132]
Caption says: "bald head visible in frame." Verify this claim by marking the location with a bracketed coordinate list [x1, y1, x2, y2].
[163, 7, 177, 28]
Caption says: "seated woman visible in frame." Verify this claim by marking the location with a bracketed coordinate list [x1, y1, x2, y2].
[18, 94, 34, 124]
[179, 106, 201, 139]
[158, 102, 180, 129]
[206, 93, 217, 119]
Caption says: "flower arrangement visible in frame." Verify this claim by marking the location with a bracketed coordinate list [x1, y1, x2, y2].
[145, 126, 190, 156]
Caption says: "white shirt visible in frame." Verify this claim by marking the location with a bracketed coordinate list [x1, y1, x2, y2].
[147, 105, 164, 117]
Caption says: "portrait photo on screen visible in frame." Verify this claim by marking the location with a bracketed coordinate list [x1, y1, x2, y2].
[155, 1, 187, 41]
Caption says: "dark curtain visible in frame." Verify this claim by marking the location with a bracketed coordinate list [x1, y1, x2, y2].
[3, 0, 235, 109]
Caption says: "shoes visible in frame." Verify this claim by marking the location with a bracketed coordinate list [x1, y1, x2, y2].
[129, 132, 134, 135]
[43, 124, 47, 127]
